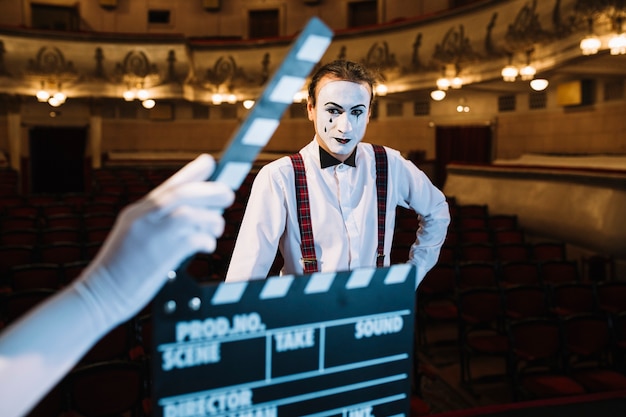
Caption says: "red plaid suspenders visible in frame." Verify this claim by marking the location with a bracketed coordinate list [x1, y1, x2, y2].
[289, 144, 388, 273]
[372, 144, 388, 268]
[289, 153, 318, 273]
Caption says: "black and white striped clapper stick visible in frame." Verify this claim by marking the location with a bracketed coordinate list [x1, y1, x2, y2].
[153, 264, 416, 416]
[173, 16, 332, 278]
[208, 17, 333, 190]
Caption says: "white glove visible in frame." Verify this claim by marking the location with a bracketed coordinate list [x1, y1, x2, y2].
[76, 153, 235, 328]
[0, 154, 234, 417]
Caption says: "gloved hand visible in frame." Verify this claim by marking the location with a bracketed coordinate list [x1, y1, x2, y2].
[75, 153, 235, 328]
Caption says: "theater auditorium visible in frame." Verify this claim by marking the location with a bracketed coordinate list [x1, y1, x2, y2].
[0, 1, 625, 416]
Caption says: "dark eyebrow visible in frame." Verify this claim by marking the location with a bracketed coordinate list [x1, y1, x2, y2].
[324, 101, 343, 109]
[324, 101, 367, 110]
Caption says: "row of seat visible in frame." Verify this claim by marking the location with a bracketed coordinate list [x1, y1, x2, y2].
[0, 164, 255, 209]
[0, 225, 112, 246]
[440, 241, 570, 264]
[0, 164, 175, 198]
[418, 279, 626, 346]
[416, 280, 626, 399]
[417, 247, 624, 351]
[446, 226, 526, 245]
[395, 203, 517, 231]
[401, 196, 617, 282]
[457, 294, 626, 401]
[431, 259, 587, 289]
[0, 242, 99, 274]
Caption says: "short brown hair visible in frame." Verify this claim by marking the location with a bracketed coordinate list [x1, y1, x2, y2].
[308, 60, 376, 107]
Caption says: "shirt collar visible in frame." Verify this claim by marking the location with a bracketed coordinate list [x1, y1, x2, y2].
[319, 146, 357, 168]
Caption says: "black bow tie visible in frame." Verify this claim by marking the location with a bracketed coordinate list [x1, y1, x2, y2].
[319, 147, 356, 168]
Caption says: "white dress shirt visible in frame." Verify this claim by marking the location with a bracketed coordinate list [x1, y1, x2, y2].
[225, 140, 450, 286]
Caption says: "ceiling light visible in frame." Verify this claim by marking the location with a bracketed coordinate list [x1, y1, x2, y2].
[501, 65, 518, 82]
[580, 35, 601, 55]
[243, 99, 255, 109]
[226, 93, 237, 104]
[530, 78, 549, 91]
[53, 92, 66, 103]
[48, 96, 62, 107]
[608, 33, 626, 55]
[450, 76, 463, 89]
[519, 64, 536, 81]
[430, 90, 446, 101]
[142, 99, 156, 109]
[211, 94, 223, 105]
[436, 77, 451, 91]
[123, 90, 135, 101]
[137, 89, 149, 101]
[375, 84, 388, 96]
[36, 90, 50, 102]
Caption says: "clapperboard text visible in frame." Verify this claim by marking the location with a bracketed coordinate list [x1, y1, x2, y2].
[161, 312, 406, 373]
[153, 265, 416, 417]
[159, 311, 408, 417]
[161, 313, 265, 371]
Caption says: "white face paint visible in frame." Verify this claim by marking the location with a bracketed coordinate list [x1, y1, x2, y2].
[307, 77, 371, 161]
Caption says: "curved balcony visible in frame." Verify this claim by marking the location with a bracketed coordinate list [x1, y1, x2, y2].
[0, 0, 622, 105]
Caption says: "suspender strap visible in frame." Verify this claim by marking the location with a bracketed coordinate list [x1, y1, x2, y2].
[289, 153, 318, 273]
[372, 144, 388, 267]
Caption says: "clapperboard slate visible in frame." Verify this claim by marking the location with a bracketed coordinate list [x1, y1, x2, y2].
[151, 264, 416, 417]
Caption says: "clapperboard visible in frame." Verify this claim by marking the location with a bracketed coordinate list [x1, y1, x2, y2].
[151, 16, 416, 417]
[152, 265, 416, 417]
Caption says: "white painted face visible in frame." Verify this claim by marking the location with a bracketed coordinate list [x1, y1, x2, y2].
[307, 77, 371, 161]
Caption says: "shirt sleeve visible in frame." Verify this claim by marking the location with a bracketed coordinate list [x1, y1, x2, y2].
[225, 163, 288, 281]
[394, 154, 450, 288]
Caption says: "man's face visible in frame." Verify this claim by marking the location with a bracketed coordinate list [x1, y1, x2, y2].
[307, 76, 371, 160]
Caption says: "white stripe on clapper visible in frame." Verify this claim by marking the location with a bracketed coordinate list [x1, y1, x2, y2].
[345, 268, 376, 289]
[260, 275, 295, 300]
[211, 281, 248, 305]
[384, 264, 413, 285]
[304, 272, 336, 294]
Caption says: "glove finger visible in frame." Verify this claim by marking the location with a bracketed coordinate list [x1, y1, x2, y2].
[142, 209, 224, 277]
[168, 206, 227, 239]
[87, 207, 226, 296]
[147, 182, 234, 221]
[186, 234, 219, 255]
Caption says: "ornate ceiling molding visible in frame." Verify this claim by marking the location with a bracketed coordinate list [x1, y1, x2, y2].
[503, 0, 552, 52]
[0, 0, 616, 102]
[432, 24, 482, 66]
[114, 50, 161, 87]
[24, 46, 79, 83]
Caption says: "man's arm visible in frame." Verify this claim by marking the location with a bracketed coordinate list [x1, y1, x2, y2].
[225, 165, 288, 281]
[399, 158, 451, 288]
